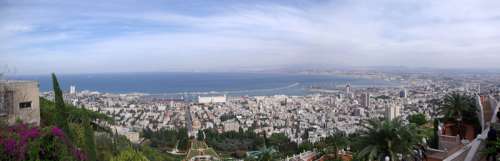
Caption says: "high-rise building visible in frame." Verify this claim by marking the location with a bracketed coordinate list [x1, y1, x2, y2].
[69, 85, 76, 94]
[360, 92, 370, 107]
[385, 104, 400, 120]
[345, 83, 351, 94]
[399, 89, 407, 98]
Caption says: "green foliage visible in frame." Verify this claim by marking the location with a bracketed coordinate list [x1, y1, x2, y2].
[95, 132, 131, 161]
[0, 124, 84, 161]
[52, 73, 72, 139]
[186, 140, 220, 160]
[83, 117, 97, 161]
[41, 97, 119, 161]
[140, 145, 183, 161]
[315, 132, 348, 160]
[178, 137, 189, 151]
[142, 127, 189, 151]
[245, 148, 278, 161]
[204, 128, 265, 153]
[439, 92, 479, 138]
[40, 98, 113, 129]
[429, 119, 440, 149]
[177, 128, 189, 151]
[95, 134, 115, 161]
[69, 123, 86, 148]
[93, 131, 185, 161]
[408, 113, 427, 126]
[440, 92, 477, 122]
[204, 129, 299, 159]
[0, 118, 7, 129]
[298, 141, 314, 152]
[38, 74, 184, 161]
[110, 148, 150, 161]
[481, 139, 500, 157]
[267, 133, 298, 158]
[355, 118, 421, 161]
[197, 130, 205, 141]
[375, 95, 390, 100]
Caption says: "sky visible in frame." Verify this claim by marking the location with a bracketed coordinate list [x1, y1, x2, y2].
[1, 0, 500, 75]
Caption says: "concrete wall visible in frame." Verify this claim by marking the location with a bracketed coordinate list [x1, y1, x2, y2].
[0, 81, 40, 126]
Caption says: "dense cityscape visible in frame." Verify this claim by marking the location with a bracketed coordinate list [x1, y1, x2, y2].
[2, 0, 500, 161]
[31, 70, 500, 161]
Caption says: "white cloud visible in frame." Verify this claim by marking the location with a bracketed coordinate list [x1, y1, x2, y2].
[2, 0, 500, 74]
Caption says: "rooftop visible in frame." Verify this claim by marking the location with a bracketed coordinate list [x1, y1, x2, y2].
[0, 80, 39, 85]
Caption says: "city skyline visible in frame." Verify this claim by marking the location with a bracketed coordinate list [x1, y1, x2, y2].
[2, 0, 500, 75]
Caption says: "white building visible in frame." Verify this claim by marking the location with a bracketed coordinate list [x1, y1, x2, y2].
[222, 119, 240, 132]
[385, 104, 401, 120]
[345, 83, 351, 94]
[353, 107, 365, 117]
[70, 85, 76, 94]
[198, 95, 226, 104]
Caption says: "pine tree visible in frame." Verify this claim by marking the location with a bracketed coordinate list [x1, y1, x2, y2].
[52, 73, 72, 139]
[429, 119, 440, 149]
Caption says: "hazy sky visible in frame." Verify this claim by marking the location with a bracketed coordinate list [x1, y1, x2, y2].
[2, 0, 500, 74]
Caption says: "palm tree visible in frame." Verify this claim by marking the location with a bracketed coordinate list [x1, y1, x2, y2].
[439, 92, 476, 139]
[317, 132, 348, 160]
[356, 118, 420, 161]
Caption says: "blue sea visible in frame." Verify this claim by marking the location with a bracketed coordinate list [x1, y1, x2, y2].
[11, 72, 398, 96]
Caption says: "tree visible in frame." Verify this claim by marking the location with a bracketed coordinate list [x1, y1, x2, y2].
[439, 92, 477, 139]
[298, 141, 314, 152]
[40, 98, 113, 130]
[408, 113, 427, 126]
[322, 133, 348, 160]
[51, 73, 72, 139]
[110, 148, 149, 161]
[176, 128, 189, 151]
[83, 116, 97, 161]
[356, 118, 420, 161]
[178, 138, 189, 151]
[267, 133, 298, 157]
[197, 130, 204, 141]
[429, 119, 440, 149]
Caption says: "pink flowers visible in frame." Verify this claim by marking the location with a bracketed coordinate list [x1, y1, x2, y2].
[73, 149, 87, 161]
[51, 127, 64, 137]
[20, 128, 40, 140]
[2, 139, 16, 154]
[1, 124, 86, 161]
[1, 123, 40, 158]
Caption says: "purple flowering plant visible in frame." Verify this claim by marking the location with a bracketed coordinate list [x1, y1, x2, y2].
[0, 123, 87, 161]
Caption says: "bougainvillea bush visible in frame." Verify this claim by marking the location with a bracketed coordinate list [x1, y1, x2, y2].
[0, 123, 86, 161]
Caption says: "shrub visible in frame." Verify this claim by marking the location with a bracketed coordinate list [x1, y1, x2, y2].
[0, 123, 86, 161]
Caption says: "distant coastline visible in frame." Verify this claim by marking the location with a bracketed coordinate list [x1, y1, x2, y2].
[10, 72, 399, 96]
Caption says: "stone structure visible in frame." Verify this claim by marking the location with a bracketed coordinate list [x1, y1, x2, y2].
[0, 80, 40, 126]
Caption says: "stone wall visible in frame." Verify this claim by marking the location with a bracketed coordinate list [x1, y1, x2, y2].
[0, 81, 40, 126]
